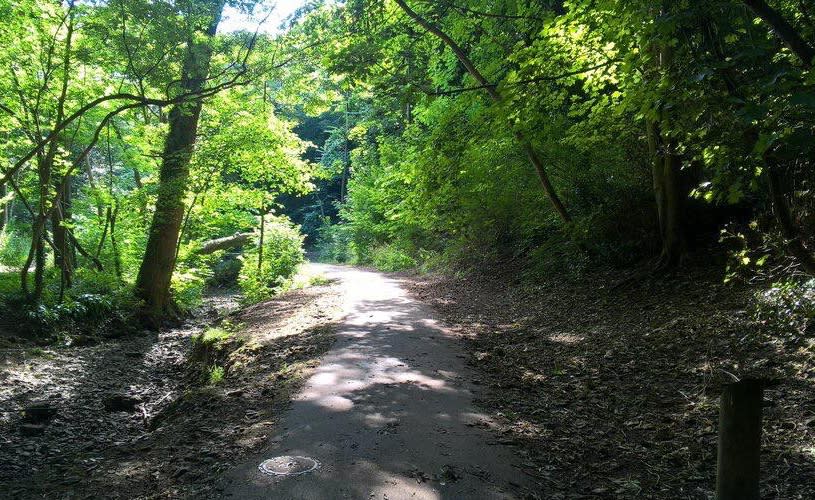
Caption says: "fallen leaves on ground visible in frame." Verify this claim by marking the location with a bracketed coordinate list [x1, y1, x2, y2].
[402, 260, 815, 499]
[0, 283, 343, 499]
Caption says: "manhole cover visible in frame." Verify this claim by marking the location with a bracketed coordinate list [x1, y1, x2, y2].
[258, 456, 321, 476]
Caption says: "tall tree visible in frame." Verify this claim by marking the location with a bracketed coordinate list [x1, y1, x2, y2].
[392, 0, 571, 223]
[135, 0, 226, 323]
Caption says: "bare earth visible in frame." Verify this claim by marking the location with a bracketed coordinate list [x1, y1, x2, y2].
[0, 279, 345, 498]
[6, 261, 809, 498]
[220, 264, 537, 499]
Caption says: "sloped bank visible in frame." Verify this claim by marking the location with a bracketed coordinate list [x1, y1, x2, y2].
[402, 262, 815, 499]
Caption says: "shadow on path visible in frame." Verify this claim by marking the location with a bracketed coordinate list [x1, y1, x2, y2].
[219, 265, 538, 499]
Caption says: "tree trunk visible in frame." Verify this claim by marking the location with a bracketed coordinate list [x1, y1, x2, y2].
[0, 184, 6, 232]
[393, 0, 571, 223]
[258, 212, 265, 272]
[28, 155, 51, 301]
[23, 4, 74, 302]
[52, 174, 73, 288]
[716, 379, 763, 500]
[646, 29, 686, 270]
[69, 232, 103, 271]
[110, 203, 122, 278]
[135, 0, 225, 324]
[650, 133, 685, 269]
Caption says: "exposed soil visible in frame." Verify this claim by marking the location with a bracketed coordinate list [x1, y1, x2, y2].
[3, 259, 813, 499]
[0, 281, 344, 499]
[402, 260, 815, 499]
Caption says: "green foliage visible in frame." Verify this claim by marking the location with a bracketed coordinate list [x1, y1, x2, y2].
[370, 244, 416, 272]
[314, 221, 353, 263]
[207, 365, 225, 384]
[1, 272, 139, 338]
[2, 0, 815, 338]
[238, 217, 305, 304]
[210, 254, 243, 288]
[754, 279, 815, 332]
[281, 0, 815, 283]
[171, 265, 211, 313]
[0, 0, 319, 336]
[194, 325, 234, 347]
[308, 274, 332, 286]
[0, 272, 17, 295]
[0, 228, 29, 268]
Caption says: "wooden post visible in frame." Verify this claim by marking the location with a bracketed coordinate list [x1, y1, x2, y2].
[716, 379, 763, 500]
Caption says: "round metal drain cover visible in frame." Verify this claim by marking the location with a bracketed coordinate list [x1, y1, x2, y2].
[258, 456, 321, 476]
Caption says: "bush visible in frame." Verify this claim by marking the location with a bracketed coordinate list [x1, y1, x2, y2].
[210, 253, 242, 287]
[238, 218, 305, 304]
[370, 244, 415, 272]
[753, 278, 815, 332]
[0, 229, 29, 268]
[171, 265, 211, 313]
[0, 271, 18, 295]
[2, 271, 139, 339]
[314, 221, 353, 263]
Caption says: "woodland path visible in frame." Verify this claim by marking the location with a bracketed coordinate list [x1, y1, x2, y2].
[219, 264, 535, 499]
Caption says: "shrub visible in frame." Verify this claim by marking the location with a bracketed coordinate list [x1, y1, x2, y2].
[238, 218, 305, 304]
[0, 229, 29, 268]
[210, 253, 242, 287]
[4, 274, 139, 339]
[195, 325, 233, 346]
[171, 266, 211, 313]
[753, 278, 815, 332]
[314, 221, 353, 263]
[370, 244, 415, 272]
[0, 271, 18, 295]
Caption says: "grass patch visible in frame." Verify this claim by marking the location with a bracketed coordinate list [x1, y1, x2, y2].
[193, 319, 241, 347]
[190, 320, 244, 385]
[308, 274, 332, 286]
[207, 365, 225, 384]
[0, 271, 18, 295]
[196, 326, 233, 346]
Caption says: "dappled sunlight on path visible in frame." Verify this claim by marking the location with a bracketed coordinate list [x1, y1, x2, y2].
[220, 264, 536, 499]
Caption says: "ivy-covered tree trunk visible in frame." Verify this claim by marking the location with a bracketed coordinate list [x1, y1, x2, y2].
[135, 0, 225, 324]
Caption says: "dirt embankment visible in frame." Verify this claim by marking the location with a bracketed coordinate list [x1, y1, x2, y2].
[402, 263, 815, 499]
[0, 281, 344, 499]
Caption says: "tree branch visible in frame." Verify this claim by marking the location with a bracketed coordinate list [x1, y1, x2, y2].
[743, 0, 815, 67]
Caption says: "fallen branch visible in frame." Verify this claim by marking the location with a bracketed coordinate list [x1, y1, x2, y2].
[196, 232, 254, 255]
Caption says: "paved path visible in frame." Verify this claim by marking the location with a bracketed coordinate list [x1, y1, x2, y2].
[220, 264, 535, 499]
